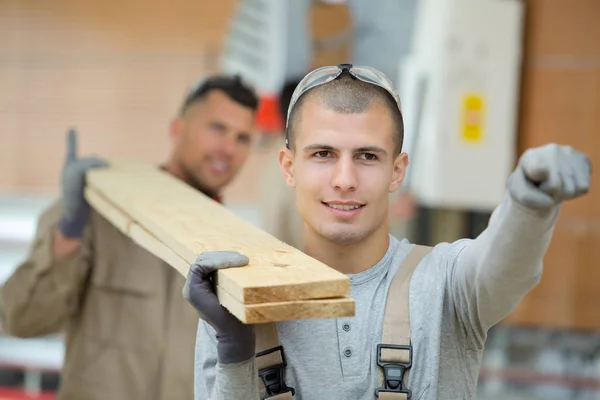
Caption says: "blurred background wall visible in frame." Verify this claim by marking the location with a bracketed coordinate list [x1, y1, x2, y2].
[0, 0, 235, 195]
[0, 0, 598, 399]
[504, 0, 600, 332]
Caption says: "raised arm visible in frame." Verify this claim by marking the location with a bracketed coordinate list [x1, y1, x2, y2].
[1, 205, 93, 337]
[448, 144, 592, 345]
[1, 130, 107, 337]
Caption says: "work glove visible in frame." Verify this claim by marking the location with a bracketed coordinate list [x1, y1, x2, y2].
[58, 129, 108, 238]
[508, 143, 592, 211]
[182, 251, 255, 364]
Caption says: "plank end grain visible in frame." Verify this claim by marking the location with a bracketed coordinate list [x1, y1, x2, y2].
[217, 286, 355, 324]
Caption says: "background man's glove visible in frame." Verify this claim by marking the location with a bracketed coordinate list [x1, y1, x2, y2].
[508, 143, 592, 211]
[182, 251, 255, 364]
[58, 129, 108, 238]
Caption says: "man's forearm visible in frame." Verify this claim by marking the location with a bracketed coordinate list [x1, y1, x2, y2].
[452, 193, 559, 334]
[195, 321, 260, 400]
[52, 228, 82, 259]
[213, 359, 260, 400]
[2, 220, 90, 337]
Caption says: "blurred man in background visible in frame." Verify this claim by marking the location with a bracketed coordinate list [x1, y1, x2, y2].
[0, 75, 259, 400]
[259, 79, 305, 250]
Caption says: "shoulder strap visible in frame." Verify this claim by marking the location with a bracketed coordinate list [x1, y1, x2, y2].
[376, 245, 432, 400]
[254, 323, 294, 399]
[253, 244, 432, 400]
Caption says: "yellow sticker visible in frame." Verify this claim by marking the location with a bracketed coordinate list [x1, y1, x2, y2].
[461, 93, 485, 143]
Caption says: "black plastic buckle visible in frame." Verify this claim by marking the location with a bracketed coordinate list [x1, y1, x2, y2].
[374, 343, 412, 399]
[338, 63, 353, 72]
[256, 346, 295, 399]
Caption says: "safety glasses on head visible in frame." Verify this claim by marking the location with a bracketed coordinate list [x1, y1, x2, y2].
[285, 63, 402, 148]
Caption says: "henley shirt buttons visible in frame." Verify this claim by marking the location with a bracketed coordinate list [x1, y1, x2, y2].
[342, 323, 351, 332]
[343, 348, 352, 358]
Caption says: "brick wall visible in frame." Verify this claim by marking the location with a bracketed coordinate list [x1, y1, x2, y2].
[503, 0, 600, 331]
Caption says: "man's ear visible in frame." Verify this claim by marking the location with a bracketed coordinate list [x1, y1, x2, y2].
[279, 146, 296, 188]
[169, 117, 184, 142]
[389, 152, 409, 192]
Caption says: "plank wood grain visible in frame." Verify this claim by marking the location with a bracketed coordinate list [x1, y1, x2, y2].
[84, 185, 355, 323]
[85, 159, 353, 307]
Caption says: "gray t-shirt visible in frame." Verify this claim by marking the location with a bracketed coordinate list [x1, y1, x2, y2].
[194, 194, 558, 399]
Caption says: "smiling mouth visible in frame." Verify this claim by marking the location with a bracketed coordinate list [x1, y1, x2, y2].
[209, 159, 229, 174]
[322, 202, 365, 211]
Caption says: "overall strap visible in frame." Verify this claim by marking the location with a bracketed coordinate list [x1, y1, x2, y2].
[375, 245, 433, 400]
[254, 323, 295, 399]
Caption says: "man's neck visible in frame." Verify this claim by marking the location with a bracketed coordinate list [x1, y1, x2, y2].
[161, 160, 222, 203]
[162, 159, 184, 182]
[303, 227, 391, 275]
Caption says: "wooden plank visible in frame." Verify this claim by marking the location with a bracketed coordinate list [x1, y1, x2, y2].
[84, 184, 132, 236]
[129, 211, 354, 324]
[216, 286, 354, 324]
[87, 163, 350, 304]
[86, 162, 351, 305]
[85, 186, 355, 323]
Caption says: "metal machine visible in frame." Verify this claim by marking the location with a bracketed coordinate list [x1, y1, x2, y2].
[222, 0, 525, 211]
[400, 0, 525, 211]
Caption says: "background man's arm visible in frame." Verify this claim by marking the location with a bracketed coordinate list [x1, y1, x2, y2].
[2, 129, 106, 337]
[1, 204, 93, 337]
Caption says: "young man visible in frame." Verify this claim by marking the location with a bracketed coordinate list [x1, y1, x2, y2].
[183, 64, 592, 399]
[1, 75, 259, 400]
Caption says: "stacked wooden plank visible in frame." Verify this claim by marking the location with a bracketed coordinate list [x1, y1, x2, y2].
[84, 160, 355, 324]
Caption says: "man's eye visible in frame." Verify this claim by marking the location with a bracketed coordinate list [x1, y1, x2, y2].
[209, 122, 227, 134]
[314, 151, 331, 158]
[237, 134, 251, 145]
[360, 153, 378, 161]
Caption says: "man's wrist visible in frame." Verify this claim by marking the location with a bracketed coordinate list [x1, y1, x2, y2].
[216, 333, 256, 365]
[58, 205, 90, 239]
[52, 228, 82, 259]
[217, 343, 256, 365]
[506, 189, 560, 221]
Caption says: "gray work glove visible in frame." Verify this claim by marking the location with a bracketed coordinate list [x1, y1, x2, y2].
[508, 143, 592, 211]
[182, 251, 255, 364]
[58, 129, 108, 238]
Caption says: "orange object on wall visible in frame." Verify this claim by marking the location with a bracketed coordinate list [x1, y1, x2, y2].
[255, 96, 283, 134]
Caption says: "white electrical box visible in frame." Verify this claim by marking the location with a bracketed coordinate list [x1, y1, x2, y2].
[220, 0, 288, 95]
[400, 0, 525, 211]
